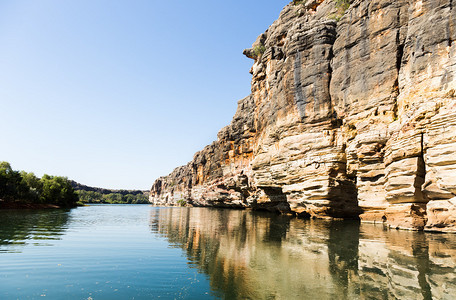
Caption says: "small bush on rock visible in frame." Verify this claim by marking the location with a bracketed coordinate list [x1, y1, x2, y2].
[253, 44, 266, 59]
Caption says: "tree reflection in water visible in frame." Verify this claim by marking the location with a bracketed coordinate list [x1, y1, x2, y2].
[0, 209, 71, 252]
[150, 207, 456, 299]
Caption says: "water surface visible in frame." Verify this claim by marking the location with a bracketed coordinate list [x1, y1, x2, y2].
[152, 207, 456, 300]
[1, 205, 456, 299]
[0, 205, 215, 299]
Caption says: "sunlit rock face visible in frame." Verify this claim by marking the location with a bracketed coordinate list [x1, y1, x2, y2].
[150, 95, 257, 209]
[151, 0, 456, 231]
[150, 208, 456, 298]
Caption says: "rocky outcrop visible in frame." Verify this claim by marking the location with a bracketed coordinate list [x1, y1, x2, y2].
[151, 0, 456, 232]
[151, 95, 258, 209]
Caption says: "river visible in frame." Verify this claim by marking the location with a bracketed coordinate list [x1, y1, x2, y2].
[1, 205, 455, 299]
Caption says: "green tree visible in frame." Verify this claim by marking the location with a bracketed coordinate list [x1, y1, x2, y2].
[102, 193, 122, 204]
[40, 175, 78, 207]
[20, 171, 42, 202]
[77, 190, 103, 203]
[133, 194, 149, 204]
[124, 194, 135, 204]
[0, 161, 24, 201]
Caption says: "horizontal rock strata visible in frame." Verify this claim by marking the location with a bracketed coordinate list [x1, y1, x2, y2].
[151, 0, 456, 232]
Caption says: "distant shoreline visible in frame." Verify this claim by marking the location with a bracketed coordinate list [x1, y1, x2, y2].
[0, 202, 155, 209]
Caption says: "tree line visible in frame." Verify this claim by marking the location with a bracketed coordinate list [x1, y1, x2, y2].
[71, 180, 149, 204]
[76, 190, 149, 204]
[0, 161, 78, 207]
[71, 181, 150, 204]
[0, 161, 151, 207]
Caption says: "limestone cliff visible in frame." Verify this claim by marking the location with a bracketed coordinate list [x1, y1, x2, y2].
[151, 0, 456, 232]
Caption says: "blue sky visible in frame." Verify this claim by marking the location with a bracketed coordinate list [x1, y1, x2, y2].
[0, 0, 289, 190]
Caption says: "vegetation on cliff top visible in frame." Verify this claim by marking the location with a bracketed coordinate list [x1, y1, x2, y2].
[293, 0, 351, 19]
[0, 161, 78, 208]
[293, 0, 350, 8]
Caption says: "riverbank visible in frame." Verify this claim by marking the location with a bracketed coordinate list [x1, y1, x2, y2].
[0, 202, 76, 210]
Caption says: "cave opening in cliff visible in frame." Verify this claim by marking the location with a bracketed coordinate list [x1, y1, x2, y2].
[415, 133, 427, 201]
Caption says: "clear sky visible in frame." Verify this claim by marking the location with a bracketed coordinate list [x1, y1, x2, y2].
[0, 0, 290, 190]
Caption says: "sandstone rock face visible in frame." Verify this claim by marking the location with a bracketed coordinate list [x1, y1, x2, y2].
[151, 0, 456, 232]
[151, 95, 257, 209]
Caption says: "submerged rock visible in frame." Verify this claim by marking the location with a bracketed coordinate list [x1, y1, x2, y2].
[151, 0, 456, 232]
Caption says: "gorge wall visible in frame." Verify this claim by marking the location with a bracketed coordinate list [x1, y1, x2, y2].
[150, 0, 456, 232]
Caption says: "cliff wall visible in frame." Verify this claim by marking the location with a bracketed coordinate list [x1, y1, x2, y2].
[151, 0, 456, 232]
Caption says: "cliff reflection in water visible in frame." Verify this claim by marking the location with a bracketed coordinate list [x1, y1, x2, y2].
[150, 207, 456, 299]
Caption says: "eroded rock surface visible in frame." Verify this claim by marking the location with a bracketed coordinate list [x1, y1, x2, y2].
[151, 0, 456, 232]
